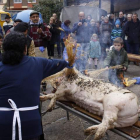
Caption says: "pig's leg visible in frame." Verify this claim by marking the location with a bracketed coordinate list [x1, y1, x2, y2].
[85, 109, 118, 140]
[41, 69, 66, 83]
[46, 85, 71, 111]
[85, 94, 119, 140]
[40, 94, 55, 101]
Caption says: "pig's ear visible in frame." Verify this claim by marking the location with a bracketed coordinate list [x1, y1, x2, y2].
[42, 68, 66, 83]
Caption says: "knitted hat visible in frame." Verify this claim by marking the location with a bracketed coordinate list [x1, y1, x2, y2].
[14, 22, 29, 32]
[115, 19, 121, 25]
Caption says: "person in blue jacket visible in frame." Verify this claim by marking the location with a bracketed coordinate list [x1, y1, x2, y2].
[0, 32, 72, 140]
[61, 20, 71, 52]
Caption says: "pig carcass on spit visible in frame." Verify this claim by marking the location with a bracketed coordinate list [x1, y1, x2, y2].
[40, 37, 139, 140]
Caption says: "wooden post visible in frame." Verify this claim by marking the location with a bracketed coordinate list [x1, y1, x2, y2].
[99, 0, 101, 8]
[9, 0, 10, 10]
[110, 0, 114, 13]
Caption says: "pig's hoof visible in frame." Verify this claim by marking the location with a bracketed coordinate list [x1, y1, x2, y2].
[94, 126, 107, 140]
[84, 126, 98, 136]
[47, 107, 54, 112]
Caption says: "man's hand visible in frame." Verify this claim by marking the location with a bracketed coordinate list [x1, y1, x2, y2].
[122, 66, 127, 71]
[105, 66, 109, 69]
[47, 25, 51, 29]
[78, 22, 82, 26]
[37, 28, 43, 34]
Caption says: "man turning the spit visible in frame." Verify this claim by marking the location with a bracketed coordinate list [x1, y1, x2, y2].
[28, 11, 51, 58]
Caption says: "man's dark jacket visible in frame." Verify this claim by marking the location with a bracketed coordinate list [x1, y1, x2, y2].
[125, 19, 140, 44]
[0, 52, 2, 61]
[72, 22, 90, 43]
[89, 25, 99, 38]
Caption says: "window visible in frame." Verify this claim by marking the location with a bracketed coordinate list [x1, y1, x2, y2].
[1, 14, 7, 21]
[28, 0, 36, 3]
[14, 0, 22, 3]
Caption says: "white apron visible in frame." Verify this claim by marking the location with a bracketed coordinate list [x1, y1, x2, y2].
[0, 99, 38, 140]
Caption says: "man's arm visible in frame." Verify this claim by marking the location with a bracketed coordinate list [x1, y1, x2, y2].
[72, 23, 79, 33]
[28, 40, 36, 57]
[40, 23, 52, 40]
[42, 59, 68, 79]
[61, 24, 71, 33]
[124, 22, 129, 36]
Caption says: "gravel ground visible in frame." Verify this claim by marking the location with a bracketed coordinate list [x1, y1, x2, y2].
[41, 52, 140, 140]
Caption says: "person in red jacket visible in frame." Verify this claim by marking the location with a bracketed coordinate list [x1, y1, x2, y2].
[28, 11, 51, 58]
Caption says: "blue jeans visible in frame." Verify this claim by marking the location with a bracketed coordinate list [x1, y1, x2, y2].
[127, 43, 140, 54]
[78, 43, 89, 71]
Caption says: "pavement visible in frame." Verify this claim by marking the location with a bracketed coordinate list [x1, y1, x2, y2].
[41, 47, 140, 140]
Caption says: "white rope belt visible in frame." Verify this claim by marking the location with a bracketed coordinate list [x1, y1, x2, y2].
[0, 99, 38, 140]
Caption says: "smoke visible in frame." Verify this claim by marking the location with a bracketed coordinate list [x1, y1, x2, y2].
[61, 6, 124, 87]
[60, 6, 107, 28]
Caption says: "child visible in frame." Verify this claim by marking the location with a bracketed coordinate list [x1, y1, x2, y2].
[88, 34, 101, 69]
[104, 37, 128, 87]
[111, 19, 123, 44]
[0, 34, 3, 61]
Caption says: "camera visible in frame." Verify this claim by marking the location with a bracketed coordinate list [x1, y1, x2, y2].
[80, 19, 86, 24]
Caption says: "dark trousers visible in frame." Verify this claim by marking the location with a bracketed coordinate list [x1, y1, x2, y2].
[61, 39, 65, 53]
[127, 43, 140, 54]
[56, 36, 61, 55]
[47, 42, 54, 57]
[125, 40, 129, 53]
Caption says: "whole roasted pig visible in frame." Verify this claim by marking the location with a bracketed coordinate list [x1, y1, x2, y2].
[40, 68, 139, 140]
[40, 36, 139, 140]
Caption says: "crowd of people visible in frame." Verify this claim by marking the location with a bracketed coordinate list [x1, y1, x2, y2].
[0, 11, 140, 61]
[0, 10, 140, 84]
